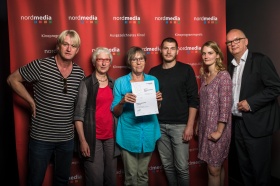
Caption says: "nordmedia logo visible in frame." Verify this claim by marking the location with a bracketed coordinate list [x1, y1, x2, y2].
[179, 45, 201, 54]
[193, 16, 218, 24]
[142, 46, 160, 55]
[68, 15, 98, 24]
[113, 16, 141, 24]
[142, 45, 200, 55]
[92, 47, 121, 56]
[20, 15, 52, 24]
[149, 165, 164, 173]
[155, 16, 181, 24]
[108, 47, 121, 56]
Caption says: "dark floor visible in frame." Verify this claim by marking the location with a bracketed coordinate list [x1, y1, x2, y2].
[229, 176, 280, 186]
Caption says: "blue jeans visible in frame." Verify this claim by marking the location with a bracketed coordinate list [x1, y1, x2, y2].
[28, 138, 74, 186]
[157, 124, 189, 186]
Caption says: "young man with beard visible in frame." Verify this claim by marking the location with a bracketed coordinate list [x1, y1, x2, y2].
[149, 37, 199, 186]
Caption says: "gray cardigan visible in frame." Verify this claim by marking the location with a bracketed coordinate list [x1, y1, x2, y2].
[73, 72, 120, 162]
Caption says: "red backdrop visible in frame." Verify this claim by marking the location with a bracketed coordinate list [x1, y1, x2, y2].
[7, 0, 227, 185]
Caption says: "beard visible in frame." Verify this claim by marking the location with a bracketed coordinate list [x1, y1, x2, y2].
[163, 55, 176, 63]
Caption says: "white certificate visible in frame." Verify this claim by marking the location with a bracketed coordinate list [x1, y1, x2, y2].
[131, 80, 159, 116]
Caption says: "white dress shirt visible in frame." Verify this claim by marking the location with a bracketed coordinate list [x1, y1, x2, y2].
[231, 49, 248, 117]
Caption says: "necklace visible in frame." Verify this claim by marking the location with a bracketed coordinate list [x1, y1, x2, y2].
[97, 78, 108, 82]
[97, 78, 107, 82]
[96, 74, 108, 82]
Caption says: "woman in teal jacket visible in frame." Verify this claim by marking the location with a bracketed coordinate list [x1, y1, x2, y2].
[111, 46, 162, 186]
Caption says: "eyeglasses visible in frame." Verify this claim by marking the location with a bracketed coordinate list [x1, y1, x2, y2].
[131, 57, 145, 63]
[225, 38, 245, 46]
[62, 78, 67, 94]
[61, 42, 78, 48]
[96, 58, 111, 63]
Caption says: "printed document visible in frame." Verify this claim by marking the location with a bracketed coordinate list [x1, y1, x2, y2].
[131, 80, 158, 116]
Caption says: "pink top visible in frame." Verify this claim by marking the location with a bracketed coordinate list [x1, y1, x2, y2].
[96, 85, 114, 139]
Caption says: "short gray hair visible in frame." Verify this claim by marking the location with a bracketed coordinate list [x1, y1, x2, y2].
[92, 47, 113, 66]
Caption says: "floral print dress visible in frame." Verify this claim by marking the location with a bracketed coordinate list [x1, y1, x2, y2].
[198, 70, 232, 167]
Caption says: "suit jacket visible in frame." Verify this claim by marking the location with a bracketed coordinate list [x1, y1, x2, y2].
[228, 51, 280, 137]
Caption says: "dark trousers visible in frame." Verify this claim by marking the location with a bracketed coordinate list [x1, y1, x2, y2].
[28, 138, 74, 186]
[234, 117, 272, 186]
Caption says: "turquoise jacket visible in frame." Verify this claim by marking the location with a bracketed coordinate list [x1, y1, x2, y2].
[111, 73, 161, 153]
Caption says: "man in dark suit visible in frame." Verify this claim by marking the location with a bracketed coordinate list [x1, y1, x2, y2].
[226, 28, 280, 186]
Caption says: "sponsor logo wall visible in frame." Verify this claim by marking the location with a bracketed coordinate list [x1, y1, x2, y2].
[7, 0, 227, 185]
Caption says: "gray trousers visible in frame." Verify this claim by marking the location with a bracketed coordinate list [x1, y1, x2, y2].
[121, 149, 152, 186]
[83, 138, 117, 186]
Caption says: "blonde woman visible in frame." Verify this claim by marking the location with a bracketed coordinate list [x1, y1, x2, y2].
[196, 41, 232, 186]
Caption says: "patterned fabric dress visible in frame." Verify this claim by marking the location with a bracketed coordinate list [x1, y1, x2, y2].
[198, 70, 232, 167]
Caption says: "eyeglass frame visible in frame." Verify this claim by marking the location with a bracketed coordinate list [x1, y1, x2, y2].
[96, 58, 111, 63]
[131, 57, 145, 63]
[225, 38, 246, 46]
